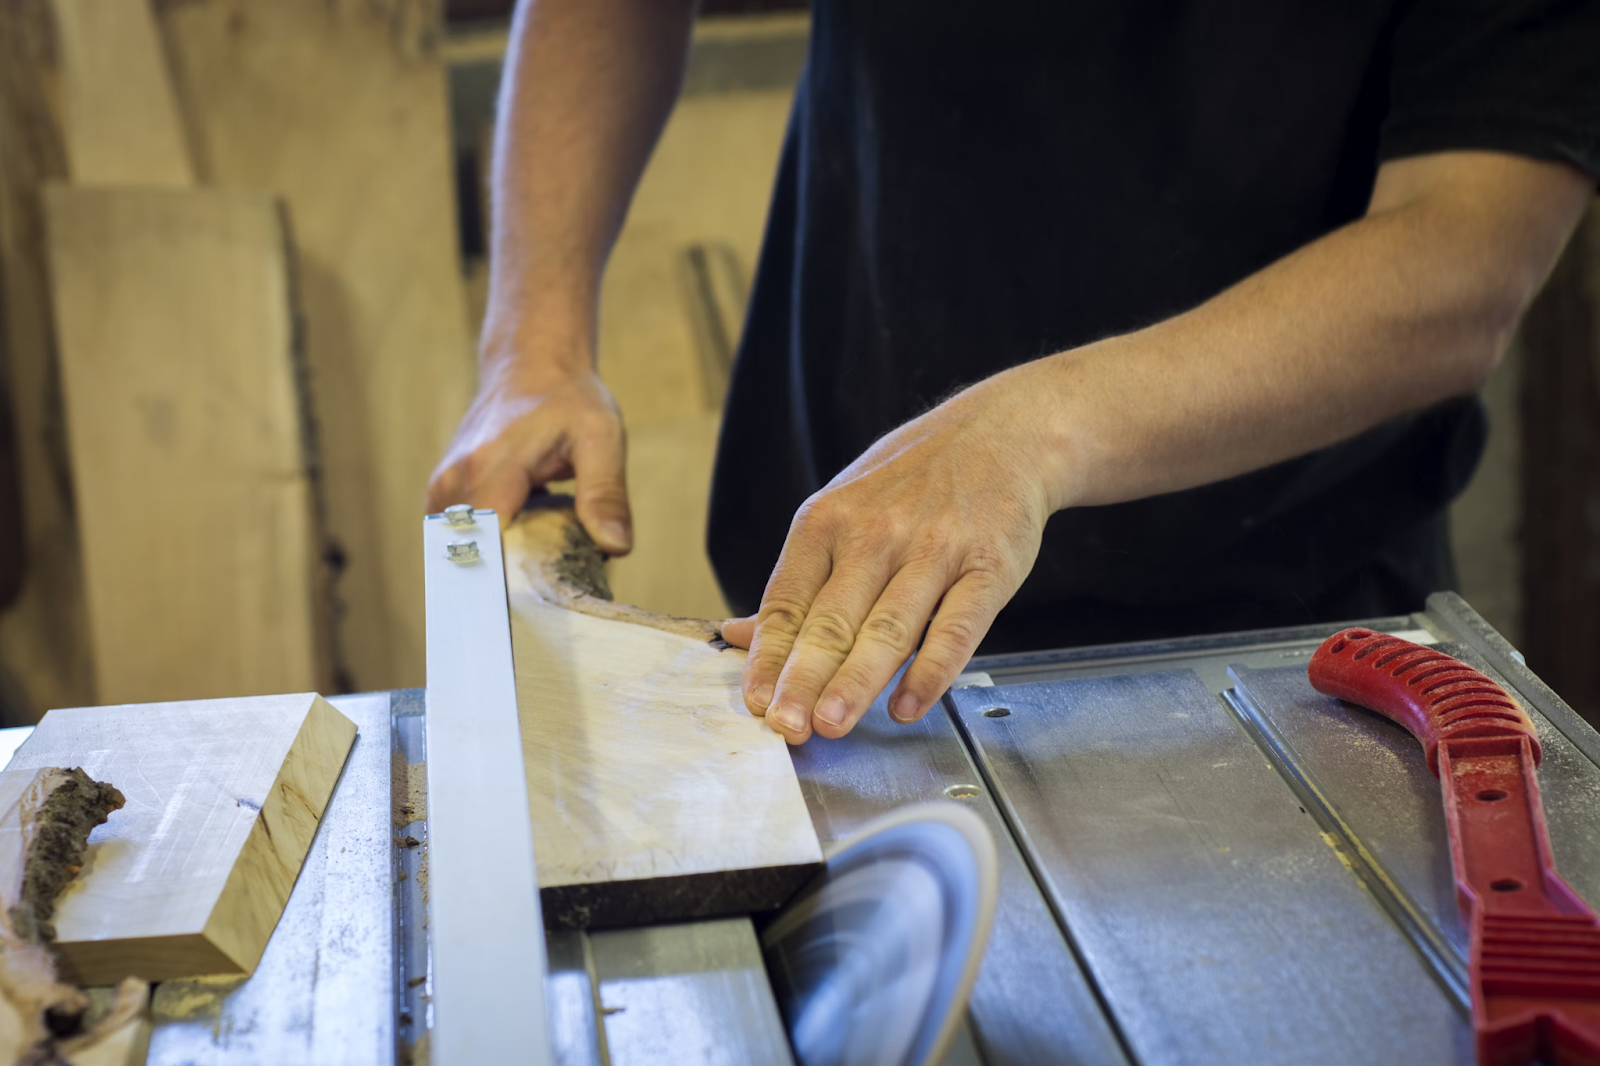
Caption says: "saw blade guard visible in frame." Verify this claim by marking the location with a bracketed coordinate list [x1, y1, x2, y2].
[761, 802, 999, 1066]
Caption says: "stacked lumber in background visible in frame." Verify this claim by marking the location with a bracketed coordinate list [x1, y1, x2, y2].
[0, 0, 473, 720]
[160, 0, 477, 693]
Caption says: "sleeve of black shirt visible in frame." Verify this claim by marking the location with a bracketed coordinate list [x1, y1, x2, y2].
[1379, 0, 1600, 179]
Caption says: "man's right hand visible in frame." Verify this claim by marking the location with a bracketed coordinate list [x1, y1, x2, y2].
[425, 363, 633, 555]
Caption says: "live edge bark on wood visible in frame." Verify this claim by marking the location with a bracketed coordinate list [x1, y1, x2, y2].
[0, 766, 149, 1066]
[502, 500, 822, 930]
[7, 693, 357, 986]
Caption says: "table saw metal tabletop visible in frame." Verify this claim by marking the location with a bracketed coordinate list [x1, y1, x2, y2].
[6, 592, 1596, 1065]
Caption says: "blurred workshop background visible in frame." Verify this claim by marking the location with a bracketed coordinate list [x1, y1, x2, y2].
[0, 0, 1595, 727]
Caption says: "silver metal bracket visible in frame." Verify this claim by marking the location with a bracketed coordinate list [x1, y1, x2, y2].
[423, 510, 553, 1064]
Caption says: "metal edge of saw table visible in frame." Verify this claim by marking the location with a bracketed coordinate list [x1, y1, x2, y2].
[422, 509, 553, 1065]
[949, 602, 1600, 1066]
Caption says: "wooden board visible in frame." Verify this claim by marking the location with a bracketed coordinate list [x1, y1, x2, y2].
[503, 506, 821, 929]
[44, 185, 328, 704]
[50, 0, 193, 186]
[4, 692, 357, 984]
[159, 0, 478, 693]
[0, 1, 99, 719]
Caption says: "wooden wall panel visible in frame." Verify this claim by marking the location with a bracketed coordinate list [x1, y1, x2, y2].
[45, 187, 326, 703]
[0, 0, 96, 721]
[159, 0, 477, 691]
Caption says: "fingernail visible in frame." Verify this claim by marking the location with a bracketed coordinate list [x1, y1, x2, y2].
[815, 697, 847, 727]
[599, 520, 631, 548]
[890, 693, 920, 722]
[749, 683, 774, 710]
[770, 702, 806, 733]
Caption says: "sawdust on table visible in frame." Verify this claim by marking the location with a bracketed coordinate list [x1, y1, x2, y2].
[399, 1028, 430, 1066]
[150, 973, 248, 1022]
[391, 749, 426, 828]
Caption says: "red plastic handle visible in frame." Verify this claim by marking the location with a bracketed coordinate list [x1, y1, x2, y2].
[1307, 627, 1542, 775]
[1310, 629, 1600, 1066]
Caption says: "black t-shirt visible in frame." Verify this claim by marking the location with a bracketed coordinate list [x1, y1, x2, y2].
[706, 0, 1600, 651]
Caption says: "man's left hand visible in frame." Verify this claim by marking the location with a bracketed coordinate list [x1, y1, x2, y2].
[720, 363, 1070, 744]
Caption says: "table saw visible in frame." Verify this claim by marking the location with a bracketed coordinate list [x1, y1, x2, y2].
[2, 590, 1594, 1065]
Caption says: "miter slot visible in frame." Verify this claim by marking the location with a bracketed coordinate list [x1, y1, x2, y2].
[947, 669, 1467, 1065]
[1228, 656, 1600, 983]
[789, 677, 1130, 1066]
[1220, 675, 1470, 1010]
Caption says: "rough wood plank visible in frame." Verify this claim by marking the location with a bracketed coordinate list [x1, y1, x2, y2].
[503, 506, 821, 929]
[5, 692, 357, 985]
[51, 0, 193, 185]
[160, 0, 477, 693]
[0, 0, 97, 719]
[44, 185, 328, 704]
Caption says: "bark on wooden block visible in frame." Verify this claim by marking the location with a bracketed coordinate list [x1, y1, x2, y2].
[4, 693, 356, 984]
[0, 765, 151, 1066]
[503, 502, 822, 930]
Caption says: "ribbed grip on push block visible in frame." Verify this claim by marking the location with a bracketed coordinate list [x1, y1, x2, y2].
[1310, 629, 1600, 1066]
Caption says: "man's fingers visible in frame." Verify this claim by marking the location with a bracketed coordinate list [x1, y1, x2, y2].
[570, 423, 633, 555]
[766, 557, 896, 741]
[808, 565, 947, 738]
[720, 615, 756, 649]
[742, 517, 836, 729]
[888, 571, 1007, 724]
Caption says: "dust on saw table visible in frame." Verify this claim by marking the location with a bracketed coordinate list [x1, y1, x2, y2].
[503, 499, 823, 929]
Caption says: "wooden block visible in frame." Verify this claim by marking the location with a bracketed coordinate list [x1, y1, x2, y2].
[44, 185, 328, 704]
[504, 505, 821, 929]
[51, 0, 194, 186]
[0, 4, 99, 718]
[4, 692, 357, 984]
[159, 0, 477, 693]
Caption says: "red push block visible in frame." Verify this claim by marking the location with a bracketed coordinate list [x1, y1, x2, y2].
[1310, 629, 1600, 1066]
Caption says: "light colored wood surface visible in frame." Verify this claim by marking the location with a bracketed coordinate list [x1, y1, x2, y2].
[5, 692, 356, 985]
[608, 413, 729, 620]
[160, 0, 477, 693]
[0, 4, 98, 719]
[44, 185, 327, 705]
[503, 509, 820, 895]
[51, 0, 192, 186]
[60, 979, 151, 1066]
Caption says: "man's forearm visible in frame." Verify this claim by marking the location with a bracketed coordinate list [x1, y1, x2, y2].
[1036, 152, 1594, 512]
[483, 0, 697, 377]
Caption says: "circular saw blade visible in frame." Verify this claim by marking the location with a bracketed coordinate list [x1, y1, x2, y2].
[761, 803, 999, 1066]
